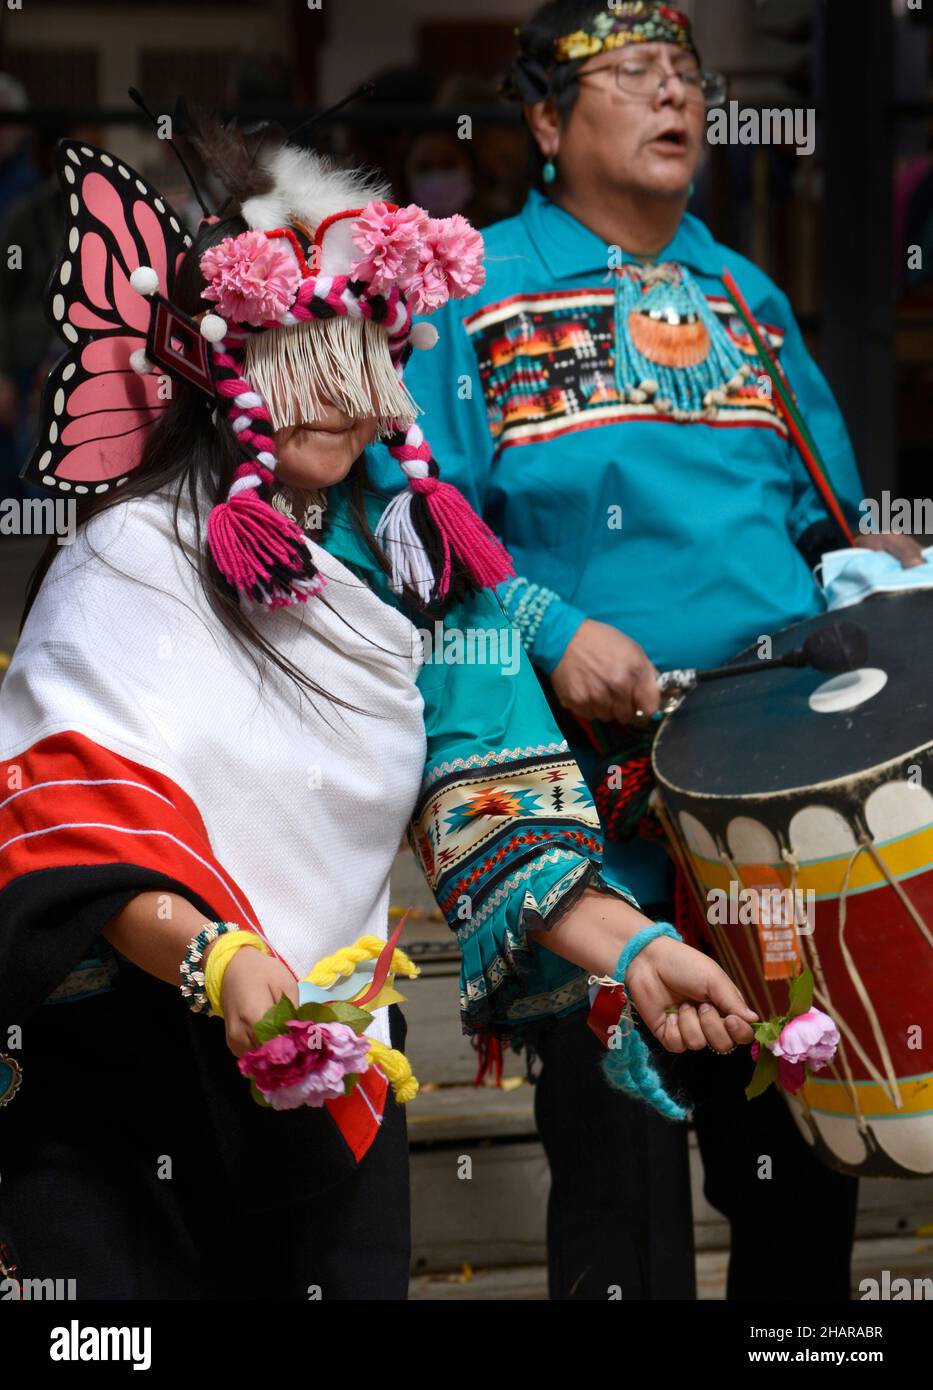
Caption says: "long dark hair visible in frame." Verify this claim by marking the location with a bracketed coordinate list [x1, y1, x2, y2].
[23, 215, 400, 711]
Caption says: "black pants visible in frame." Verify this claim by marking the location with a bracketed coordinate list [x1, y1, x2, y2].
[0, 967, 411, 1300]
[530, 955, 858, 1301]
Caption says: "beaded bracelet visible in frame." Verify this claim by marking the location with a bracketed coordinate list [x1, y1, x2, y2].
[502, 577, 563, 654]
[179, 921, 239, 1014]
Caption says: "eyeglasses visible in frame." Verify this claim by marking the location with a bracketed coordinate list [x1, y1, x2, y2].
[578, 57, 727, 107]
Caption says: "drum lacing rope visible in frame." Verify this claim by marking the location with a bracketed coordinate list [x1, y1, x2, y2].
[783, 845, 873, 1128]
[719, 845, 779, 1020]
[836, 839, 903, 1111]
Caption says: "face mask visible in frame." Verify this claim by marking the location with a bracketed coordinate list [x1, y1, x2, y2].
[817, 545, 933, 610]
[407, 168, 474, 219]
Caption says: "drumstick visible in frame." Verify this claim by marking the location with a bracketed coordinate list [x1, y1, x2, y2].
[658, 620, 868, 693]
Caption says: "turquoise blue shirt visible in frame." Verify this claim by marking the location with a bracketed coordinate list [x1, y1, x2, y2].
[324, 482, 637, 1035]
[369, 191, 863, 901]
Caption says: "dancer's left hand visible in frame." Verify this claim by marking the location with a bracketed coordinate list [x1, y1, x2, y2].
[627, 935, 758, 1053]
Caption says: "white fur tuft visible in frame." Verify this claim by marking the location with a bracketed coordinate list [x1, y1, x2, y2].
[240, 145, 390, 234]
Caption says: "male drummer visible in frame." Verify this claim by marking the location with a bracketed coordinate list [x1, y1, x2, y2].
[372, 0, 923, 1299]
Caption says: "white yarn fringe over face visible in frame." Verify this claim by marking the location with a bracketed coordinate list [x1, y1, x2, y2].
[244, 317, 417, 436]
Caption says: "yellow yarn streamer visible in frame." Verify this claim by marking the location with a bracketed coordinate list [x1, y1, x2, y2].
[204, 931, 270, 1018]
[306, 934, 420, 988]
[368, 1039, 419, 1104]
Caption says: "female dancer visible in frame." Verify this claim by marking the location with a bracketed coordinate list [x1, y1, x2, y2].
[0, 118, 755, 1299]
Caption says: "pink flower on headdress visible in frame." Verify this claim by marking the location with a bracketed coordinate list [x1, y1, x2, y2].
[405, 214, 485, 314]
[200, 229, 301, 326]
[238, 1018, 371, 1111]
[350, 201, 428, 296]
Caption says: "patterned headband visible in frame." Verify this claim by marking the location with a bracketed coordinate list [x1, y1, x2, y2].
[505, 1, 699, 104]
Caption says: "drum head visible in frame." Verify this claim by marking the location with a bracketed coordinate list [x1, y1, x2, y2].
[653, 590, 933, 798]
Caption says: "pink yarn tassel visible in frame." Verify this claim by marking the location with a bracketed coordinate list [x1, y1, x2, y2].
[409, 476, 514, 597]
[207, 474, 321, 605]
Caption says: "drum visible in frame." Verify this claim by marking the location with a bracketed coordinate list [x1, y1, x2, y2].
[653, 589, 933, 1178]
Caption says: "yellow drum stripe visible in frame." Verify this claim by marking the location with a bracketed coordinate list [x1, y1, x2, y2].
[801, 1075, 933, 1118]
[687, 824, 933, 899]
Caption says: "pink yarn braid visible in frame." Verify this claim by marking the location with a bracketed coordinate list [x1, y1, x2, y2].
[206, 338, 323, 606]
[388, 424, 514, 599]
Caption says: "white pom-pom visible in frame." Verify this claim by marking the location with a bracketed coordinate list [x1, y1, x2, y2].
[129, 348, 153, 375]
[130, 265, 160, 296]
[199, 313, 228, 342]
[409, 321, 439, 351]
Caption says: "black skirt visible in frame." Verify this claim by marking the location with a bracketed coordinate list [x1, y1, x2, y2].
[0, 963, 411, 1300]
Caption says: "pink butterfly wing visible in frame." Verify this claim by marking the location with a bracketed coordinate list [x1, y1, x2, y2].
[26, 143, 193, 495]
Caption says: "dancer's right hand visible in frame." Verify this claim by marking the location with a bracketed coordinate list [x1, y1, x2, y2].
[217, 947, 300, 1057]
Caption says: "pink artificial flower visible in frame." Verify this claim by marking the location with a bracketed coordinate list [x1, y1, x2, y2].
[238, 1018, 371, 1111]
[350, 202, 428, 297]
[425, 214, 485, 299]
[200, 229, 300, 326]
[772, 1007, 840, 1071]
[404, 214, 485, 315]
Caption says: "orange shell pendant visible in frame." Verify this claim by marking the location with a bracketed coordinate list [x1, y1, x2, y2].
[628, 310, 710, 368]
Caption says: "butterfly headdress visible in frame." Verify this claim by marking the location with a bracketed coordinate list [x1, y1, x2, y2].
[28, 118, 512, 611]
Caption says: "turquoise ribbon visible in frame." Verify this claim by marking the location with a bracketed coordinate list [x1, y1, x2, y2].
[602, 921, 691, 1121]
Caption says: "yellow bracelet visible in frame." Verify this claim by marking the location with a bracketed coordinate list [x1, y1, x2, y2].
[204, 930, 270, 1018]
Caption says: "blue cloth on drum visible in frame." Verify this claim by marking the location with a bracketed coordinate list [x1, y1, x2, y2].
[820, 544, 933, 610]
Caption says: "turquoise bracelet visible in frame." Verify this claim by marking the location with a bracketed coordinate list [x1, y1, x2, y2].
[603, 920, 691, 1121]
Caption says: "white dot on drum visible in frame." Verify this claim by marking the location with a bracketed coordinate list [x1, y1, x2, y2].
[809, 668, 888, 714]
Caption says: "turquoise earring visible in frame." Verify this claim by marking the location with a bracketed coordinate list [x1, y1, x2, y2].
[542, 158, 556, 184]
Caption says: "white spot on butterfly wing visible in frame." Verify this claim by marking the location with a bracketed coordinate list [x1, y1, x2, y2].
[37, 451, 52, 472]
[60, 262, 71, 285]
[62, 325, 78, 344]
[64, 166, 76, 184]
[76, 485, 89, 494]
[52, 295, 65, 321]
[66, 148, 82, 165]
[53, 389, 65, 415]
[68, 228, 79, 253]
[169, 217, 180, 232]
[155, 199, 165, 213]
[80, 146, 94, 157]
[95, 483, 109, 494]
[49, 422, 58, 443]
[101, 154, 114, 167]
[69, 195, 78, 215]
[42, 475, 55, 486]
[62, 363, 76, 381]
[118, 165, 130, 180]
[135, 180, 146, 194]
